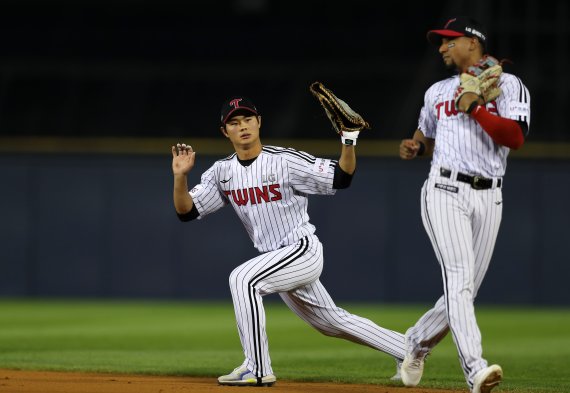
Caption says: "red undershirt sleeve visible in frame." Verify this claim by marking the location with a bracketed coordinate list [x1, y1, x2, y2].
[470, 105, 525, 150]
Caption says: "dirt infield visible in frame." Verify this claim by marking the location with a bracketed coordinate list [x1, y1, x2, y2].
[0, 369, 471, 393]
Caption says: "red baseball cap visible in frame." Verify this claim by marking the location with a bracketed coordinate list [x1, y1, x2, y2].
[427, 17, 487, 47]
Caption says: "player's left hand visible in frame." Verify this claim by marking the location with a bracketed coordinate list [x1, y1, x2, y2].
[399, 139, 420, 159]
[172, 143, 196, 176]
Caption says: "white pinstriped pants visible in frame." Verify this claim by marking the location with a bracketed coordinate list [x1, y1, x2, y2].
[229, 234, 406, 378]
[405, 173, 502, 388]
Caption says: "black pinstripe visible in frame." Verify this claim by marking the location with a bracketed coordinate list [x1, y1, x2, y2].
[515, 76, 529, 124]
[263, 145, 337, 169]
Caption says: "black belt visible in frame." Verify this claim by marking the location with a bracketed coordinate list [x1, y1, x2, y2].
[440, 168, 501, 190]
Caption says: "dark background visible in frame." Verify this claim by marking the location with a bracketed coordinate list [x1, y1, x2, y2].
[0, 0, 568, 141]
[1, 0, 569, 305]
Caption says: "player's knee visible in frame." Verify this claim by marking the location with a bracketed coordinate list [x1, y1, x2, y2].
[317, 326, 346, 338]
[228, 268, 249, 295]
[309, 319, 346, 338]
[228, 271, 238, 292]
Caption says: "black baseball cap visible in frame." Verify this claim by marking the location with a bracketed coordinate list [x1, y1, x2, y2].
[427, 17, 487, 47]
[220, 96, 259, 124]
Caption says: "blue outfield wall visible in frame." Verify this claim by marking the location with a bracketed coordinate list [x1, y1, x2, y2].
[1, 153, 569, 305]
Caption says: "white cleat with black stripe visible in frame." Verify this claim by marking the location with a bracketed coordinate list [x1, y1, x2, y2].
[218, 365, 276, 387]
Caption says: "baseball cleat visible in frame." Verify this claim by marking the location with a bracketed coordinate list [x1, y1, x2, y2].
[472, 364, 502, 393]
[218, 365, 276, 386]
[400, 353, 424, 387]
[390, 358, 402, 381]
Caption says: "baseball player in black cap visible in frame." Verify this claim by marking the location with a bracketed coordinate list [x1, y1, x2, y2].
[426, 17, 488, 49]
[171, 96, 407, 386]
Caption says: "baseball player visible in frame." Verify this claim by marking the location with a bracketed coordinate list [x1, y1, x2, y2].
[171, 96, 406, 386]
[395, 17, 531, 393]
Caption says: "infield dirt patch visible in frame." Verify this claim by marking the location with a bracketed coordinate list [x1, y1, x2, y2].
[0, 369, 473, 393]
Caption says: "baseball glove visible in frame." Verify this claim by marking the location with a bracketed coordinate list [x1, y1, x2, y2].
[309, 81, 370, 145]
[455, 55, 504, 110]
[466, 55, 504, 102]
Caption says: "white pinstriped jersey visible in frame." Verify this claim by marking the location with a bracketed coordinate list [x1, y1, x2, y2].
[418, 72, 531, 177]
[189, 145, 337, 253]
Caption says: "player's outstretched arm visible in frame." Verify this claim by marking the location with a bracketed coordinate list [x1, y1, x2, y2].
[171, 143, 196, 214]
[399, 130, 434, 160]
[338, 144, 356, 175]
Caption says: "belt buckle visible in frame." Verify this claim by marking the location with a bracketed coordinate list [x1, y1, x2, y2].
[472, 176, 485, 190]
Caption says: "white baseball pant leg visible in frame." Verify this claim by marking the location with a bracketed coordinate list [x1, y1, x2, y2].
[229, 234, 406, 379]
[228, 235, 322, 378]
[280, 280, 406, 360]
[405, 176, 502, 387]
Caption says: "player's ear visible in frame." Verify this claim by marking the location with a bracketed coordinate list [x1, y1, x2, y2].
[257, 116, 262, 128]
[470, 37, 481, 52]
[220, 125, 229, 138]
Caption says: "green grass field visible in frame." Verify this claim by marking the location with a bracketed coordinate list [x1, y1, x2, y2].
[0, 299, 568, 392]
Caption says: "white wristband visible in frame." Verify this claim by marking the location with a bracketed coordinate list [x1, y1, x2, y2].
[341, 131, 360, 145]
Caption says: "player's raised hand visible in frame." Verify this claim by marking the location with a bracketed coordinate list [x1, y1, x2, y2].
[172, 143, 196, 175]
[399, 139, 420, 160]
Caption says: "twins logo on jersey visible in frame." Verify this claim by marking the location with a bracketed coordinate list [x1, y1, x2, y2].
[223, 184, 282, 206]
[435, 100, 498, 119]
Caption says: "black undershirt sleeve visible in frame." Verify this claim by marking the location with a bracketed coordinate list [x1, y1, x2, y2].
[333, 163, 354, 189]
[177, 204, 200, 222]
[516, 120, 529, 138]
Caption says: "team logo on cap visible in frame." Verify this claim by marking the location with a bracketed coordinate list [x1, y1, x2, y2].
[444, 18, 456, 28]
[221, 97, 258, 123]
[229, 98, 243, 108]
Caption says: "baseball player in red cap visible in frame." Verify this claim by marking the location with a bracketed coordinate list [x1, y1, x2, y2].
[395, 16, 530, 393]
[172, 96, 407, 386]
